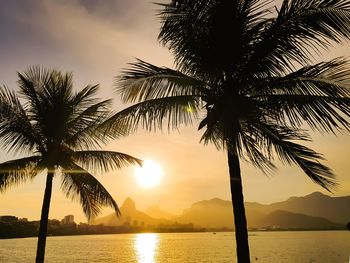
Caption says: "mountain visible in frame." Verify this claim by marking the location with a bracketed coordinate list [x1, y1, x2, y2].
[258, 210, 343, 229]
[265, 192, 350, 224]
[175, 198, 234, 228]
[93, 192, 349, 230]
[145, 206, 176, 220]
[92, 197, 168, 227]
[244, 192, 350, 225]
[174, 192, 349, 229]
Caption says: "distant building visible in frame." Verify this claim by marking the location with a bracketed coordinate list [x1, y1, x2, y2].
[124, 216, 131, 225]
[49, 219, 61, 226]
[61, 215, 75, 225]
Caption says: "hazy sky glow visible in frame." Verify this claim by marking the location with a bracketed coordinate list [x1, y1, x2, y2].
[0, 0, 349, 223]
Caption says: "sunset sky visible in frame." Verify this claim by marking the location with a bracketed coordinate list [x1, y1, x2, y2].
[0, 0, 349, 223]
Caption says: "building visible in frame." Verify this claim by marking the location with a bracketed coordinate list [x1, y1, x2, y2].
[61, 215, 75, 225]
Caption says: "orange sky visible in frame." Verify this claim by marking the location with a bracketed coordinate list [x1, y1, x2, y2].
[0, 0, 349, 223]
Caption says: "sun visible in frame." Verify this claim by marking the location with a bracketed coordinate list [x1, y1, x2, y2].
[134, 160, 163, 188]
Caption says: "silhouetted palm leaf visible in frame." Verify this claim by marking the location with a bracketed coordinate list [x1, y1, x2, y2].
[61, 163, 120, 220]
[110, 95, 201, 133]
[73, 150, 142, 174]
[0, 156, 42, 192]
[0, 86, 42, 154]
[118, 59, 206, 102]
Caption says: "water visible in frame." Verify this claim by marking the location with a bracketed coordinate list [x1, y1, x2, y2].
[0, 231, 349, 262]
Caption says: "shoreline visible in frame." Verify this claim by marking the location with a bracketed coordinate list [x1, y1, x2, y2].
[1, 228, 347, 240]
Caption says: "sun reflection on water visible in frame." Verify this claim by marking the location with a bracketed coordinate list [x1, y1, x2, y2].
[134, 233, 159, 263]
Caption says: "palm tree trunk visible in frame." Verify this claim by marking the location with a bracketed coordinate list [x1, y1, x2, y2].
[36, 172, 54, 263]
[228, 150, 250, 263]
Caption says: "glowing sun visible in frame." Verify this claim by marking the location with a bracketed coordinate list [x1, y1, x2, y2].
[134, 160, 163, 188]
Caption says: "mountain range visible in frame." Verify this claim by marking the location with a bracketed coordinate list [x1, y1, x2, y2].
[92, 192, 349, 230]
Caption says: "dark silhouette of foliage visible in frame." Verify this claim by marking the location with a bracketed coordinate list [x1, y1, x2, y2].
[110, 1, 350, 262]
[0, 67, 141, 263]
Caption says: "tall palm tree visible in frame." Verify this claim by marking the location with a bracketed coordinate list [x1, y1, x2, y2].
[0, 67, 141, 263]
[110, 1, 350, 262]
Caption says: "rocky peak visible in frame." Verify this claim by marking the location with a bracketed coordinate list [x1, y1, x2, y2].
[121, 197, 136, 211]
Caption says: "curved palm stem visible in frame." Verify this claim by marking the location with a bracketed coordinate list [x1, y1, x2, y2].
[228, 149, 250, 262]
[36, 172, 53, 263]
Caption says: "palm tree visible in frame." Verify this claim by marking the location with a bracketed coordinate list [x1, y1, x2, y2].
[0, 67, 141, 263]
[110, 1, 350, 262]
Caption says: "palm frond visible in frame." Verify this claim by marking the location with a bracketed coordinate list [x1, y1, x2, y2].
[61, 164, 120, 220]
[253, 122, 336, 190]
[253, 59, 350, 132]
[238, 129, 276, 172]
[245, 0, 350, 75]
[117, 59, 206, 103]
[254, 58, 350, 96]
[199, 119, 226, 150]
[71, 85, 101, 109]
[106, 95, 202, 133]
[157, 0, 273, 76]
[0, 156, 42, 192]
[200, 113, 276, 171]
[263, 94, 350, 132]
[73, 151, 142, 174]
[0, 86, 42, 154]
[65, 100, 114, 150]
[17, 66, 50, 112]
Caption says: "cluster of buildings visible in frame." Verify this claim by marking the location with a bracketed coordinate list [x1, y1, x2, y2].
[61, 215, 75, 225]
[0, 214, 75, 224]
[0, 215, 28, 223]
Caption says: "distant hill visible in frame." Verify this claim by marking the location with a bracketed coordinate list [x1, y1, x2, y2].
[174, 193, 348, 229]
[145, 205, 176, 220]
[259, 210, 343, 229]
[175, 198, 234, 228]
[92, 197, 168, 227]
[93, 192, 349, 230]
[263, 192, 350, 224]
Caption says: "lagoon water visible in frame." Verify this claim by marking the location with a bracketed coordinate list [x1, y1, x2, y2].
[0, 231, 349, 262]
